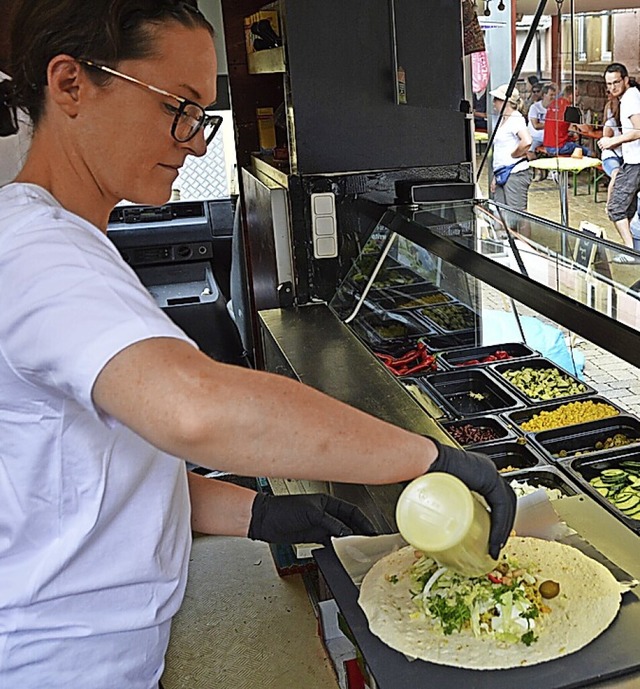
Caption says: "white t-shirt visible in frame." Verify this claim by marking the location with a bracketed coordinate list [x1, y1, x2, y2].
[493, 110, 530, 173]
[0, 183, 195, 688]
[527, 101, 547, 136]
[620, 86, 640, 164]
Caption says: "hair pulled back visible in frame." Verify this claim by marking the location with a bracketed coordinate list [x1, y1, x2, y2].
[8, 0, 214, 128]
[604, 63, 629, 79]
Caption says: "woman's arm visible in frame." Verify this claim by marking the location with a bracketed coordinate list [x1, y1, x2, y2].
[512, 126, 532, 158]
[93, 337, 435, 485]
[187, 473, 255, 536]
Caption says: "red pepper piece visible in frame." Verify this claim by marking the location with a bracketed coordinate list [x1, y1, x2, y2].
[375, 352, 395, 363]
[460, 359, 480, 366]
[402, 356, 437, 375]
[488, 573, 503, 584]
[388, 349, 421, 366]
[495, 350, 511, 360]
[482, 354, 497, 362]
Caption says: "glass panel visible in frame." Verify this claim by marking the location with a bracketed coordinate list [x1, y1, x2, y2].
[330, 199, 640, 371]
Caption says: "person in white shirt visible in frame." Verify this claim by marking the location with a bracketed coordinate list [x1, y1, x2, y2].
[600, 95, 624, 210]
[489, 83, 532, 212]
[0, 2, 516, 687]
[599, 62, 640, 260]
[526, 83, 556, 160]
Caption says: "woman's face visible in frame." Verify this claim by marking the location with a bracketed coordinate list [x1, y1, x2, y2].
[73, 22, 217, 206]
[492, 97, 505, 113]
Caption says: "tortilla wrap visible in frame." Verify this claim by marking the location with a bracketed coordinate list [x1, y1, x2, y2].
[358, 536, 621, 670]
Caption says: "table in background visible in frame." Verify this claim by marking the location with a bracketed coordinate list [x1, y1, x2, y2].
[474, 130, 488, 157]
[528, 156, 602, 228]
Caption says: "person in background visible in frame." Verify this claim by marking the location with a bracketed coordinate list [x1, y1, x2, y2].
[489, 83, 532, 213]
[0, 2, 516, 688]
[473, 89, 488, 132]
[521, 75, 540, 115]
[543, 84, 590, 157]
[527, 83, 557, 161]
[600, 94, 624, 211]
[599, 62, 640, 261]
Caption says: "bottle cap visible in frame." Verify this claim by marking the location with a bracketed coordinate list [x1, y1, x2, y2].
[396, 474, 474, 552]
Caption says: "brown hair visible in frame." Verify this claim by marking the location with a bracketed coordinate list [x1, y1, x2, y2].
[9, 0, 214, 128]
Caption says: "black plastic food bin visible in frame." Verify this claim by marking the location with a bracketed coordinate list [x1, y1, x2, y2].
[413, 368, 524, 418]
[560, 449, 640, 532]
[477, 440, 547, 473]
[502, 395, 628, 435]
[440, 414, 517, 448]
[531, 414, 640, 462]
[506, 465, 582, 497]
[492, 357, 595, 405]
[440, 342, 537, 369]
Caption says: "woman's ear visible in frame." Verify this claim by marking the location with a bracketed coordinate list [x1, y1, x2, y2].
[46, 55, 84, 117]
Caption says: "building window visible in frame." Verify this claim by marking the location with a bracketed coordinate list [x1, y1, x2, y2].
[601, 11, 612, 63]
[576, 15, 587, 62]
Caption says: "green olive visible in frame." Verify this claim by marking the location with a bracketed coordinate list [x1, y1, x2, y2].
[539, 579, 560, 599]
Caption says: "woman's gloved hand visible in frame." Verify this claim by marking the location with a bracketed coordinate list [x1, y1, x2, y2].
[248, 492, 377, 545]
[428, 439, 517, 559]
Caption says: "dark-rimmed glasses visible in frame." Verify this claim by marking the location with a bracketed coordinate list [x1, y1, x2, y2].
[78, 59, 222, 144]
[606, 77, 624, 90]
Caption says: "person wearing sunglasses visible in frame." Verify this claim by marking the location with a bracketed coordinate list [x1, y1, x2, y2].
[0, 2, 516, 688]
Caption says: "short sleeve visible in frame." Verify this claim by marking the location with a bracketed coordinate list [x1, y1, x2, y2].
[0, 210, 196, 416]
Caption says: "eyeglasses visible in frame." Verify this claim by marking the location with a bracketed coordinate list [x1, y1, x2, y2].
[78, 59, 222, 144]
[606, 78, 624, 89]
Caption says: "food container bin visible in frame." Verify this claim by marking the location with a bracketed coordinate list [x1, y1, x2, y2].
[351, 310, 435, 348]
[502, 395, 628, 435]
[416, 301, 478, 335]
[401, 377, 450, 420]
[372, 341, 448, 376]
[350, 265, 428, 290]
[506, 465, 582, 498]
[411, 368, 524, 418]
[560, 449, 640, 531]
[477, 440, 547, 474]
[491, 357, 595, 405]
[531, 415, 640, 462]
[440, 342, 537, 369]
[419, 331, 478, 352]
[378, 288, 454, 311]
[440, 414, 516, 448]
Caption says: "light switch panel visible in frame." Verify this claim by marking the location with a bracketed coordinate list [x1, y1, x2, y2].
[311, 192, 337, 259]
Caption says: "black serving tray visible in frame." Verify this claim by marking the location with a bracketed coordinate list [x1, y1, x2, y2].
[506, 465, 582, 497]
[439, 414, 516, 448]
[532, 415, 640, 462]
[419, 331, 478, 352]
[371, 342, 449, 375]
[412, 368, 524, 418]
[415, 301, 478, 335]
[560, 449, 640, 532]
[502, 395, 629, 435]
[352, 309, 435, 348]
[440, 342, 537, 369]
[491, 356, 595, 405]
[478, 439, 547, 474]
[378, 288, 454, 312]
[350, 265, 429, 291]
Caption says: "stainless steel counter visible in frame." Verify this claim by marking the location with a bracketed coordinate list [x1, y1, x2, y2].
[259, 301, 640, 689]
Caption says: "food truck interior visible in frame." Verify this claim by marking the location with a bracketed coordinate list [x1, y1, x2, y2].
[4, 0, 640, 687]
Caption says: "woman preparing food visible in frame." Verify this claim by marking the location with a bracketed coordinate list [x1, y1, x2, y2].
[0, 1, 515, 687]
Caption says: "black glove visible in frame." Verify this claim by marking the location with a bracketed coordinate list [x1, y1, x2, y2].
[428, 439, 517, 560]
[248, 492, 377, 545]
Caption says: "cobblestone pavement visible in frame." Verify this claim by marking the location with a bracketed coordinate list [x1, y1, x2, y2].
[478, 161, 640, 417]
